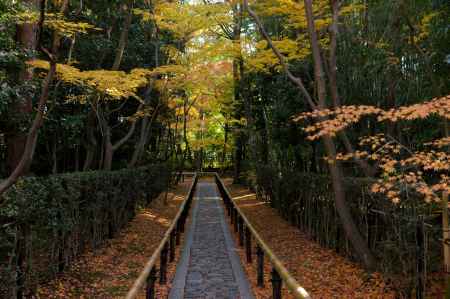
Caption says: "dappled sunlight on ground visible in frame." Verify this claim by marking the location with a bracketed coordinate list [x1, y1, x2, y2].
[225, 181, 396, 299]
[233, 193, 257, 200]
[237, 201, 266, 209]
[140, 211, 171, 227]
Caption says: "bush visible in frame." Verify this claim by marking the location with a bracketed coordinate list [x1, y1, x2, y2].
[0, 164, 170, 298]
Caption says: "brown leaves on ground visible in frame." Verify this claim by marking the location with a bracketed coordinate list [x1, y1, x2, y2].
[224, 179, 397, 299]
[35, 179, 192, 299]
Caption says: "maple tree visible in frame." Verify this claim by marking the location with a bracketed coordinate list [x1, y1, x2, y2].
[0, 0, 449, 297]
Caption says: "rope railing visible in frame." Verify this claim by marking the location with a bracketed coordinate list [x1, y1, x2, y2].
[125, 173, 198, 299]
[214, 173, 312, 299]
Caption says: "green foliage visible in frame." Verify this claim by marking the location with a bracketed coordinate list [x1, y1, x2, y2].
[0, 164, 170, 297]
[0, 0, 22, 50]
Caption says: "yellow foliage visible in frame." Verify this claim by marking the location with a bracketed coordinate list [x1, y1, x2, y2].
[414, 12, 439, 43]
[16, 12, 98, 37]
[29, 60, 152, 101]
[245, 37, 311, 72]
[45, 13, 100, 37]
[135, 2, 230, 40]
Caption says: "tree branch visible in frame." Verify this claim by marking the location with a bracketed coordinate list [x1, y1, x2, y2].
[243, 0, 317, 110]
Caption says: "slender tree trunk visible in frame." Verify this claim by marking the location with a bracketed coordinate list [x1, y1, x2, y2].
[232, 2, 245, 182]
[0, 31, 63, 198]
[100, 0, 138, 170]
[129, 117, 149, 167]
[103, 126, 114, 171]
[74, 143, 80, 172]
[128, 104, 160, 167]
[221, 122, 228, 166]
[233, 134, 243, 182]
[52, 137, 58, 174]
[245, 0, 376, 269]
[112, 0, 134, 71]
[327, 0, 375, 176]
[304, 0, 376, 270]
[101, 112, 138, 171]
[0, 0, 70, 200]
[83, 110, 97, 170]
[6, 0, 39, 175]
[442, 192, 450, 297]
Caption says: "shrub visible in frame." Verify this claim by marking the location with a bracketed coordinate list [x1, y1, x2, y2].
[0, 164, 170, 298]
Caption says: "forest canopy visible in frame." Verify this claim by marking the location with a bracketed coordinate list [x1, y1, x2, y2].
[0, 0, 449, 297]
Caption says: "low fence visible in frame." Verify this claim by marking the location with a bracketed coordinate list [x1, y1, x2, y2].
[247, 166, 442, 298]
[126, 173, 198, 299]
[0, 164, 170, 298]
[215, 174, 311, 299]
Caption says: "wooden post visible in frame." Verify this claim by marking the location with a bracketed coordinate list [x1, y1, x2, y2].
[176, 221, 181, 245]
[256, 245, 264, 287]
[180, 211, 186, 233]
[230, 206, 235, 224]
[146, 267, 157, 299]
[245, 226, 252, 263]
[271, 268, 282, 299]
[170, 231, 176, 262]
[442, 191, 450, 298]
[238, 218, 244, 246]
[160, 243, 168, 284]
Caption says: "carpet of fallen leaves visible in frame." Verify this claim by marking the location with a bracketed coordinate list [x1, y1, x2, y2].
[224, 179, 399, 299]
[35, 178, 193, 299]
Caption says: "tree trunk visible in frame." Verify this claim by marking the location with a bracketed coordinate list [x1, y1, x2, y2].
[304, 0, 376, 270]
[112, 0, 134, 71]
[244, 0, 376, 269]
[221, 122, 228, 166]
[128, 104, 160, 167]
[233, 134, 243, 182]
[103, 127, 114, 171]
[6, 0, 39, 174]
[83, 110, 98, 170]
[100, 0, 137, 170]
[0, 51, 57, 198]
[101, 115, 137, 171]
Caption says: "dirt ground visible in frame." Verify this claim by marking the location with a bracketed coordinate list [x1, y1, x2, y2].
[224, 179, 397, 299]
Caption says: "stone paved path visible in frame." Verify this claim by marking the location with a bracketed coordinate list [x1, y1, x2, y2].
[169, 181, 254, 299]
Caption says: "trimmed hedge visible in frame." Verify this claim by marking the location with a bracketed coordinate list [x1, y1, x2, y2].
[0, 164, 170, 298]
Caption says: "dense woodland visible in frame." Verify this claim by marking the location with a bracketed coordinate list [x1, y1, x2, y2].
[0, 0, 449, 297]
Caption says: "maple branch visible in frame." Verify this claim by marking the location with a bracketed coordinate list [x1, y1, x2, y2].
[243, 0, 317, 110]
[328, 0, 341, 108]
[324, 0, 376, 176]
[0, 62, 56, 200]
[112, 119, 138, 151]
[304, 0, 327, 108]
[0, 0, 69, 201]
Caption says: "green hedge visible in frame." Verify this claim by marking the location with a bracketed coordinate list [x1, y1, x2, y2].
[0, 164, 170, 298]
